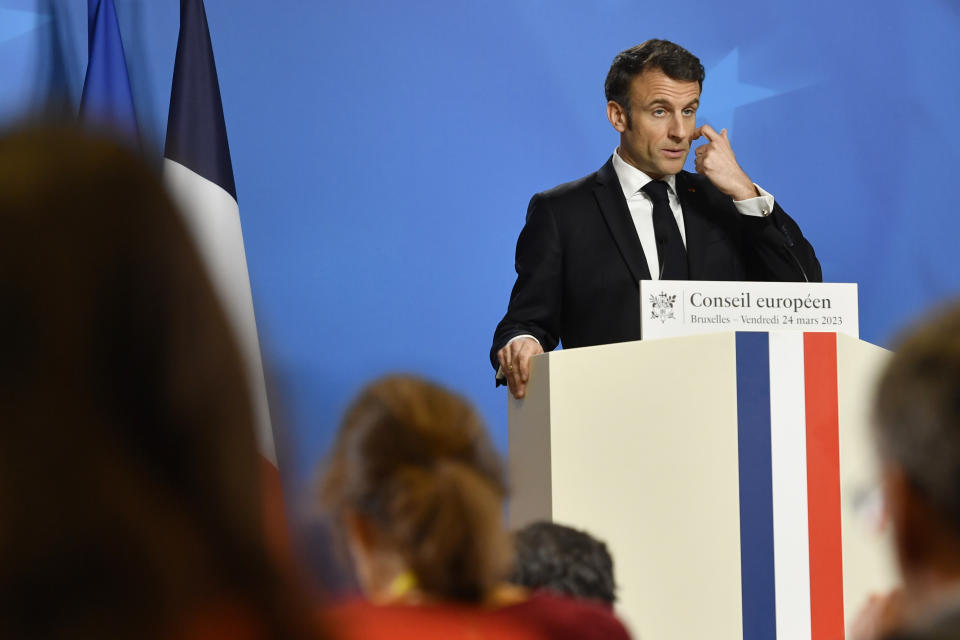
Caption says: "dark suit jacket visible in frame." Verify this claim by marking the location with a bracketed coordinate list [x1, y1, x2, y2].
[490, 157, 822, 371]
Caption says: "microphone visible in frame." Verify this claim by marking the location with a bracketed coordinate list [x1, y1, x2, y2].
[783, 243, 809, 283]
[778, 225, 809, 283]
[758, 216, 809, 282]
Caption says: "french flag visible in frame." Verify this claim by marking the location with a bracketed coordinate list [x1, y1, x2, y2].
[163, 0, 286, 544]
[736, 332, 846, 640]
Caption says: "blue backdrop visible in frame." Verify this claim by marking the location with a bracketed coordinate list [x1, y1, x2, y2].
[3, 0, 959, 504]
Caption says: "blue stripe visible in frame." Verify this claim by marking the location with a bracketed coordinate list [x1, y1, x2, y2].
[735, 332, 777, 640]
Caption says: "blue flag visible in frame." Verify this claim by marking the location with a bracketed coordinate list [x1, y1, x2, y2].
[79, 0, 138, 140]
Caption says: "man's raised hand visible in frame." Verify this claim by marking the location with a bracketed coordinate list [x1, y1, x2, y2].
[692, 124, 758, 201]
[497, 337, 544, 399]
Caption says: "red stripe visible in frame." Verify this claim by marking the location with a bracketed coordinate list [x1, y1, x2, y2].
[804, 333, 845, 639]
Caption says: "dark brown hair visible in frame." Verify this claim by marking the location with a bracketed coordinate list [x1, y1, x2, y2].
[0, 125, 319, 640]
[320, 375, 511, 602]
[874, 300, 960, 537]
[605, 39, 705, 127]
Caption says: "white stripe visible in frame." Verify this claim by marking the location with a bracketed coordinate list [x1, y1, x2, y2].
[769, 332, 811, 640]
[163, 158, 276, 465]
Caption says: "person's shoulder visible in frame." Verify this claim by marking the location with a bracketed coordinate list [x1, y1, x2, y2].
[497, 592, 632, 640]
[532, 157, 613, 205]
[324, 599, 539, 640]
[524, 165, 608, 224]
[676, 170, 739, 215]
[677, 169, 722, 195]
[537, 172, 598, 200]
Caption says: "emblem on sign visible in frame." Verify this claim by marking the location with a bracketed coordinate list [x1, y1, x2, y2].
[649, 292, 677, 323]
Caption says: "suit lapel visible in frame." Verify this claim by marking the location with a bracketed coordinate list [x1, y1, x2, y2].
[676, 171, 710, 279]
[594, 158, 651, 282]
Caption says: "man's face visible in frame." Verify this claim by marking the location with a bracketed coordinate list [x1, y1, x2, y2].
[608, 69, 701, 180]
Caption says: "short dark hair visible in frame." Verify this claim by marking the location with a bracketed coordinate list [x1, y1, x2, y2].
[873, 300, 960, 538]
[510, 521, 617, 606]
[604, 39, 705, 121]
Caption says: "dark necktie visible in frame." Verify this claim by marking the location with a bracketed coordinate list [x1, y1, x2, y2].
[641, 180, 689, 280]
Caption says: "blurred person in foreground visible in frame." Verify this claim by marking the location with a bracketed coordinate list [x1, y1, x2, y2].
[319, 375, 631, 639]
[0, 126, 323, 640]
[851, 301, 960, 640]
[510, 521, 617, 608]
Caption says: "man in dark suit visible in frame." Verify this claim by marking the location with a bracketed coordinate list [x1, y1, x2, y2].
[491, 39, 820, 398]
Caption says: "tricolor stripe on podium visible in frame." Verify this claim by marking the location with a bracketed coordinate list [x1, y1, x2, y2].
[735, 332, 845, 640]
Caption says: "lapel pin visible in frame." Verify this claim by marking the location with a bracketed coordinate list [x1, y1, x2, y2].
[688, 187, 696, 193]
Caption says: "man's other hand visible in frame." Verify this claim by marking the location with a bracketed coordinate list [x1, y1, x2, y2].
[497, 337, 544, 399]
[692, 124, 758, 201]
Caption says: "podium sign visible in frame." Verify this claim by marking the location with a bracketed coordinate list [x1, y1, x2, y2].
[640, 281, 858, 340]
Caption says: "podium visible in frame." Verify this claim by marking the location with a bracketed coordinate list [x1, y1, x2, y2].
[508, 331, 898, 640]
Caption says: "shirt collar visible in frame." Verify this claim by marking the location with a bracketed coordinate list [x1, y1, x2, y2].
[611, 148, 677, 200]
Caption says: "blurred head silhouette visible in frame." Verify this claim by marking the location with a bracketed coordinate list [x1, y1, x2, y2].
[319, 375, 512, 604]
[872, 300, 960, 629]
[0, 125, 316, 640]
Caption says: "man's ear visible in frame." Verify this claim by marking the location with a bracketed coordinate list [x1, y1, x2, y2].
[607, 100, 628, 133]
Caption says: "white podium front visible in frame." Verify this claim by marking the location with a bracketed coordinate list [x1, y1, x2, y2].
[508, 331, 897, 640]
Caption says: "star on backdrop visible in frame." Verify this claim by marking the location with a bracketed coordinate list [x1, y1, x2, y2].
[698, 48, 780, 141]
